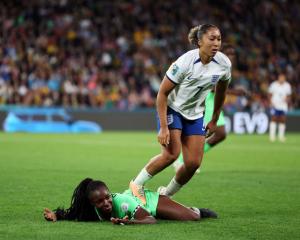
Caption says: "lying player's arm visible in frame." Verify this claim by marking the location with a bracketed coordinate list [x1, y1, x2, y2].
[111, 207, 157, 225]
[44, 208, 57, 222]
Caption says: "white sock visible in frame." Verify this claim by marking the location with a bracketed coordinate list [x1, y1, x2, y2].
[165, 177, 183, 197]
[133, 168, 152, 185]
[269, 121, 277, 141]
[278, 123, 286, 140]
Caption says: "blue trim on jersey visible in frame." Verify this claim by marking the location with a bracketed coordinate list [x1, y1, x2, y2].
[211, 58, 219, 64]
[156, 107, 206, 136]
[194, 57, 219, 65]
[165, 74, 178, 85]
[193, 58, 201, 64]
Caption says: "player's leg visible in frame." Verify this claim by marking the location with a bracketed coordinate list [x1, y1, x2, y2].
[277, 113, 287, 142]
[269, 108, 278, 142]
[173, 115, 226, 173]
[159, 116, 206, 196]
[156, 195, 217, 220]
[130, 130, 182, 203]
[130, 109, 183, 203]
[179, 135, 205, 183]
[132, 129, 182, 184]
[159, 136, 205, 196]
[146, 129, 182, 175]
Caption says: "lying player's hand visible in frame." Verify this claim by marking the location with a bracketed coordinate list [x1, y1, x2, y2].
[158, 127, 170, 147]
[110, 216, 130, 225]
[205, 121, 217, 138]
[43, 208, 57, 222]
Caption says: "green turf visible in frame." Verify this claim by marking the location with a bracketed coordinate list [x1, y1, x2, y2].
[0, 132, 299, 240]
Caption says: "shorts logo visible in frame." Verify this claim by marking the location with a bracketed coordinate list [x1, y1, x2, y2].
[167, 114, 174, 125]
[211, 75, 220, 84]
[121, 203, 129, 212]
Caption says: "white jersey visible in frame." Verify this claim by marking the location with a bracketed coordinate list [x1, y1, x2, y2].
[268, 81, 291, 111]
[165, 49, 231, 120]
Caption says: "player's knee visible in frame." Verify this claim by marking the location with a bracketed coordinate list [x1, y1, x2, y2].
[163, 151, 180, 164]
[184, 160, 200, 173]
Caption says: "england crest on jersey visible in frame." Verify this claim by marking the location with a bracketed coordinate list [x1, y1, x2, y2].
[211, 75, 220, 85]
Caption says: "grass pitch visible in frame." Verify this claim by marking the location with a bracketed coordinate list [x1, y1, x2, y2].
[0, 132, 299, 240]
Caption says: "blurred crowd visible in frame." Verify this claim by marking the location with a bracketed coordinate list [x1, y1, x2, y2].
[0, 0, 299, 112]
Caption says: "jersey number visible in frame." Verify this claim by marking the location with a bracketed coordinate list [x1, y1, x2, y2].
[194, 86, 204, 98]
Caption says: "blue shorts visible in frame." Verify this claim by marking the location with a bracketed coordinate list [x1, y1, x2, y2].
[270, 108, 286, 117]
[157, 107, 206, 136]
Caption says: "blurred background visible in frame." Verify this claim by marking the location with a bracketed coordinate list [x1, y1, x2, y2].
[0, 0, 299, 132]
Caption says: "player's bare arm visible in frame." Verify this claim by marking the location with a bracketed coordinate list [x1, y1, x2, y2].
[156, 76, 176, 146]
[206, 80, 229, 136]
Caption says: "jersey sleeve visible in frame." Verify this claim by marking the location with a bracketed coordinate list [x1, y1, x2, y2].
[218, 53, 232, 82]
[268, 83, 274, 94]
[220, 66, 231, 82]
[165, 55, 189, 84]
[112, 193, 141, 219]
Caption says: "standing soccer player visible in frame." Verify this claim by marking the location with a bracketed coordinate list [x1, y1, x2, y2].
[130, 24, 232, 203]
[173, 44, 240, 173]
[268, 73, 292, 142]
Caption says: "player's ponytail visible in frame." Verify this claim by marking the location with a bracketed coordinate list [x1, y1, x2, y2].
[188, 24, 219, 47]
[188, 25, 201, 46]
[54, 178, 107, 221]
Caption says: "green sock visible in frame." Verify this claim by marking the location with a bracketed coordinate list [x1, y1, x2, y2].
[204, 143, 212, 153]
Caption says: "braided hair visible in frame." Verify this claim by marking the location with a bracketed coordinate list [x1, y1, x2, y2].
[54, 178, 108, 221]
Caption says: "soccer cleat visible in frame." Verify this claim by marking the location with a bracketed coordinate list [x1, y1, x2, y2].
[199, 208, 218, 219]
[157, 186, 168, 196]
[129, 180, 146, 204]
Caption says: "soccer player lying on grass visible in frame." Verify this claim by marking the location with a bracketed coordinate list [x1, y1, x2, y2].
[43, 178, 217, 225]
